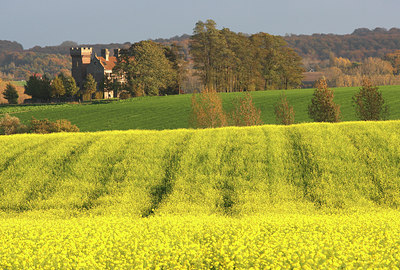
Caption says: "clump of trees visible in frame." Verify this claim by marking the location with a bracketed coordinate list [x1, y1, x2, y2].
[114, 40, 185, 97]
[24, 75, 52, 101]
[24, 73, 80, 101]
[323, 56, 400, 87]
[353, 79, 388, 120]
[190, 90, 263, 128]
[2, 83, 19, 104]
[0, 114, 79, 135]
[190, 20, 304, 92]
[308, 78, 341, 122]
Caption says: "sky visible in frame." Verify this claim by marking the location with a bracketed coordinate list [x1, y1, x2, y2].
[1, 0, 400, 49]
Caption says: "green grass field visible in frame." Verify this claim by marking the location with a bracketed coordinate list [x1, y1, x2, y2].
[1, 85, 399, 131]
[1, 121, 400, 268]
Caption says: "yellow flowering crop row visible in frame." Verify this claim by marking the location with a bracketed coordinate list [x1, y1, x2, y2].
[0, 121, 400, 268]
[1, 121, 400, 215]
[0, 212, 400, 269]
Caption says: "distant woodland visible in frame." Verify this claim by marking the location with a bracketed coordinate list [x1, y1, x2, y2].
[1, 26, 400, 88]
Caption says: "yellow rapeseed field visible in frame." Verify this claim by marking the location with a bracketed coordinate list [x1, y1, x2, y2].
[0, 213, 400, 269]
[1, 121, 400, 268]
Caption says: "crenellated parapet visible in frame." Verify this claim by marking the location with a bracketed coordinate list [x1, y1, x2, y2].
[70, 47, 93, 56]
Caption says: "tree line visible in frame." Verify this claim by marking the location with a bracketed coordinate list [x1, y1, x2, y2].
[323, 56, 400, 87]
[23, 73, 97, 102]
[190, 20, 304, 92]
[285, 27, 400, 62]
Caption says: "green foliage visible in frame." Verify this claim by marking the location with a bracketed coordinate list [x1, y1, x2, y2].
[161, 43, 187, 95]
[24, 75, 52, 100]
[3, 83, 19, 104]
[82, 74, 97, 100]
[308, 78, 341, 122]
[190, 20, 304, 91]
[274, 92, 295, 125]
[50, 74, 66, 98]
[115, 41, 176, 96]
[353, 79, 389, 120]
[62, 75, 79, 98]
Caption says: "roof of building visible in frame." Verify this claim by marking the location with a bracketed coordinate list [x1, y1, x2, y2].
[96, 56, 117, 71]
[302, 71, 324, 82]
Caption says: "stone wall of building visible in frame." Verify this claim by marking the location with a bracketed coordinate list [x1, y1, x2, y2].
[70, 47, 92, 89]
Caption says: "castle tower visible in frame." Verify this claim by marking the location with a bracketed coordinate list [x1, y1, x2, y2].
[70, 47, 93, 89]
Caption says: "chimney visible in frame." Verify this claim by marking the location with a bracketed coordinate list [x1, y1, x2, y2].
[114, 49, 121, 58]
[101, 49, 109, 61]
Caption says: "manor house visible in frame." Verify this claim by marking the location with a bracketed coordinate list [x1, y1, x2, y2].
[70, 47, 123, 99]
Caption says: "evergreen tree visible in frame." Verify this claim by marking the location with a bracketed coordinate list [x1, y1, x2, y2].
[82, 74, 97, 100]
[63, 75, 79, 98]
[353, 78, 388, 120]
[25, 75, 42, 99]
[308, 78, 341, 122]
[24, 75, 51, 100]
[3, 83, 19, 104]
[51, 74, 66, 99]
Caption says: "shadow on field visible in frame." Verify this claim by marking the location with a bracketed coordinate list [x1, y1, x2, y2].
[142, 134, 192, 217]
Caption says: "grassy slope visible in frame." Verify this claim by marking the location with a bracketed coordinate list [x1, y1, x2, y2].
[0, 85, 399, 131]
[1, 121, 399, 216]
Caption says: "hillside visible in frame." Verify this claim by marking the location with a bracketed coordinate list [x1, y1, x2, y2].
[0, 121, 399, 215]
[0, 40, 23, 52]
[2, 27, 400, 80]
[12, 27, 400, 61]
[1, 85, 399, 131]
[284, 27, 400, 61]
